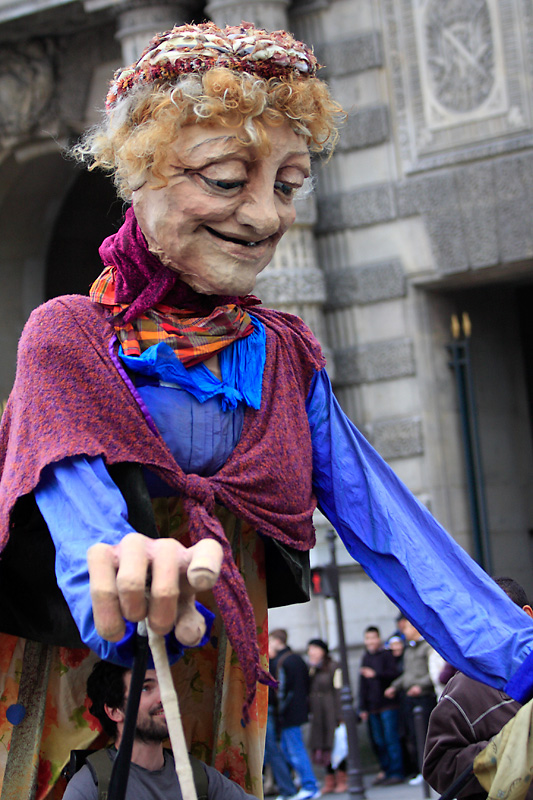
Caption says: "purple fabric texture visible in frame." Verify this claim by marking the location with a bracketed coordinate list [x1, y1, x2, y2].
[0, 295, 325, 720]
[99, 208, 256, 321]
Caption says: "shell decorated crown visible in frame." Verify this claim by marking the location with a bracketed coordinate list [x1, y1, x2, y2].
[106, 20, 320, 111]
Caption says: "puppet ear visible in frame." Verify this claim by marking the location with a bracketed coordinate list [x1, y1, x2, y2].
[104, 704, 125, 723]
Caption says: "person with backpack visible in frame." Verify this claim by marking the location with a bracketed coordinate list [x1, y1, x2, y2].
[63, 660, 258, 800]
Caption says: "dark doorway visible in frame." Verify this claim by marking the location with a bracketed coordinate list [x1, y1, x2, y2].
[45, 169, 125, 299]
[517, 285, 533, 451]
[439, 281, 533, 596]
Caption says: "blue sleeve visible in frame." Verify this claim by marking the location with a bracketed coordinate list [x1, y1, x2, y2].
[307, 369, 533, 703]
[34, 455, 213, 666]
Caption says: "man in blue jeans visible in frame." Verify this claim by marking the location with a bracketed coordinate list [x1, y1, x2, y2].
[264, 701, 298, 800]
[359, 626, 404, 786]
[269, 630, 320, 800]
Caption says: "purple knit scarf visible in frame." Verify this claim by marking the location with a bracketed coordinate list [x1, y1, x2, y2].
[98, 208, 248, 322]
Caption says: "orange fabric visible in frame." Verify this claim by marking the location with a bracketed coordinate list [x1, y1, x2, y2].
[90, 266, 255, 365]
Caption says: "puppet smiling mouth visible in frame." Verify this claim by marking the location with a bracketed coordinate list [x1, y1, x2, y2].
[204, 226, 264, 247]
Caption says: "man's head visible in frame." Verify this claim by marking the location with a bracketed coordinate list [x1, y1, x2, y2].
[402, 620, 421, 643]
[387, 636, 404, 658]
[307, 638, 329, 666]
[396, 613, 408, 634]
[87, 661, 168, 745]
[494, 576, 533, 618]
[364, 626, 382, 653]
[269, 628, 288, 658]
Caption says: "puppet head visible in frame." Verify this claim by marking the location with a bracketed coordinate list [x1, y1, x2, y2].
[76, 21, 343, 303]
[75, 21, 342, 201]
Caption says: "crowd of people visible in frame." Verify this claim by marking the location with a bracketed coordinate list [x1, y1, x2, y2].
[264, 629, 344, 800]
[360, 616, 447, 788]
[263, 618, 443, 797]
[263, 575, 533, 798]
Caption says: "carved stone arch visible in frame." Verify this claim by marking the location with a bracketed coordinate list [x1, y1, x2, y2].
[0, 147, 73, 397]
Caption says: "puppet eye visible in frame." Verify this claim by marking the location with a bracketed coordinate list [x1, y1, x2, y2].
[198, 175, 245, 193]
[275, 181, 299, 197]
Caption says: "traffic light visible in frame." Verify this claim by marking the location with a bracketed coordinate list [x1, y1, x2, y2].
[310, 566, 337, 598]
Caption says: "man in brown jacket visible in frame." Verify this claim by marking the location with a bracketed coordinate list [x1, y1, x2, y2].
[423, 577, 533, 799]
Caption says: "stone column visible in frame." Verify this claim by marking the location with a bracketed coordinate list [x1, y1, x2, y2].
[205, 0, 333, 369]
[115, 1, 192, 64]
[206, 0, 289, 30]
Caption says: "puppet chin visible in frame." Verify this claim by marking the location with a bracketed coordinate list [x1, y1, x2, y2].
[176, 268, 259, 297]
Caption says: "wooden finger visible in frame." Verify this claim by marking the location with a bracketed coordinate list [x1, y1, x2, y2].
[115, 532, 150, 622]
[147, 539, 180, 635]
[174, 584, 207, 647]
[87, 542, 125, 641]
[187, 539, 223, 592]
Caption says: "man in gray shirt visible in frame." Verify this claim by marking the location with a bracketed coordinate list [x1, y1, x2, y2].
[63, 660, 257, 800]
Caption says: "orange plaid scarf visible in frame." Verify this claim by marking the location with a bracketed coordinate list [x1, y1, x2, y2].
[90, 266, 255, 366]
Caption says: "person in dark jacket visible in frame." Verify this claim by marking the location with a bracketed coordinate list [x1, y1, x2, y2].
[269, 630, 320, 800]
[423, 577, 533, 799]
[265, 680, 298, 800]
[307, 639, 345, 794]
[359, 626, 403, 785]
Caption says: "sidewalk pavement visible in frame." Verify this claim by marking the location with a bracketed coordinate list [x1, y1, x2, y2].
[326, 775, 440, 800]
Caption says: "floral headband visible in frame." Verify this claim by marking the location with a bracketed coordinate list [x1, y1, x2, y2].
[106, 20, 320, 111]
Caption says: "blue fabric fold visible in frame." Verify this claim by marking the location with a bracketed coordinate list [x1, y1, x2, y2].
[119, 315, 266, 411]
[306, 368, 533, 697]
[505, 649, 533, 703]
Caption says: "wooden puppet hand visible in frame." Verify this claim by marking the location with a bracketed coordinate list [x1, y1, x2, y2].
[87, 533, 223, 646]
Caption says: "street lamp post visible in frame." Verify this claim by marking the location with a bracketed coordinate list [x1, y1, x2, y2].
[327, 530, 366, 797]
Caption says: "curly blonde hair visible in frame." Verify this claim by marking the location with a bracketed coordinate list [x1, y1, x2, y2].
[72, 67, 344, 201]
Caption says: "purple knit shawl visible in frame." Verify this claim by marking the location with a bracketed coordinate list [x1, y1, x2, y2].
[0, 296, 325, 720]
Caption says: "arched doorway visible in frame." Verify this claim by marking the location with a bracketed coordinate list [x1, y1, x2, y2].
[46, 168, 125, 299]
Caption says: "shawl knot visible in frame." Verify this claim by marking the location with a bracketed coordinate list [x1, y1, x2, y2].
[183, 474, 215, 512]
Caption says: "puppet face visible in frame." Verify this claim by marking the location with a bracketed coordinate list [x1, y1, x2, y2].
[132, 120, 310, 296]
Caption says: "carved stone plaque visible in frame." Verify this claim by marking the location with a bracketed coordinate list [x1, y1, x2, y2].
[381, 0, 533, 171]
[424, 0, 495, 114]
[417, 0, 507, 129]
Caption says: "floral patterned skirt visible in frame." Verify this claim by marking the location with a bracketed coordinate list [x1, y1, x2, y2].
[0, 503, 269, 799]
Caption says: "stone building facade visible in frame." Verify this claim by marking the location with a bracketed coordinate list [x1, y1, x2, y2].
[1, 0, 533, 673]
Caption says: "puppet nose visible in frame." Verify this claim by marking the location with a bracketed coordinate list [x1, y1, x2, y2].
[236, 191, 282, 238]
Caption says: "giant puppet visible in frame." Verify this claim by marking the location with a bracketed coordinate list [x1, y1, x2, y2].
[1, 21, 533, 798]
